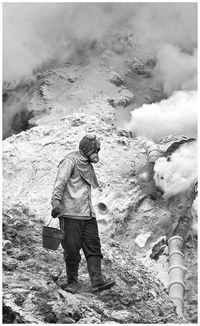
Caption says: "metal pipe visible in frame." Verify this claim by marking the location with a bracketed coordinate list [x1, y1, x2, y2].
[136, 138, 163, 184]
[168, 235, 185, 317]
[137, 138, 163, 163]
[97, 191, 121, 215]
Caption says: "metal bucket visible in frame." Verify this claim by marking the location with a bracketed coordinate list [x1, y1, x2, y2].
[42, 217, 64, 250]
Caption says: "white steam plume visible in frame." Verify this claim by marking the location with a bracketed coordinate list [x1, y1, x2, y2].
[3, 2, 197, 83]
[3, 3, 118, 82]
[128, 3, 197, 53]
[155, 44, 197, 96]
[126, 91, 197, 142]
[154, 141, 197, 198]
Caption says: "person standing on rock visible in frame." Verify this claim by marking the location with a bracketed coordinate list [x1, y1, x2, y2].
[51, 134, 115, 294]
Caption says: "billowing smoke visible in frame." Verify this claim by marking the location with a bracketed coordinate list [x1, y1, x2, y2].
[3, 2, 197, 83]
[154, 141, 197, 198]
[3, 3, 197, 141]
[155, 44, 197, 96]
[128, 3, 197, 53]
[126, 91, 197, 142]
[3, 3, 116, 82]
[124, 5, 197, 142]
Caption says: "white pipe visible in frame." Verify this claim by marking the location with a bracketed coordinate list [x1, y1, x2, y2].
[97, 191, 121, 215]
[137, 138, 163, 163]
[136, 138, 163, 183]
[168, 235, 185, 317]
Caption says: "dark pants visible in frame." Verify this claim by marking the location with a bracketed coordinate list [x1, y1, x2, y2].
[61, 218, 103, 266]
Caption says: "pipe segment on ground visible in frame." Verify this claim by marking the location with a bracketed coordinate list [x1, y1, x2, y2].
[137, 138, 162, 163]
[136, 138, 163, 183]
[97, 191, 121, 215]
[137, 138, 187, 317]
[168, 235, 185, 317]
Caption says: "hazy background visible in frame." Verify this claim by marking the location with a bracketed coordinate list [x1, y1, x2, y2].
[3, 2, 197, 83]
[3, 2, 197, 143]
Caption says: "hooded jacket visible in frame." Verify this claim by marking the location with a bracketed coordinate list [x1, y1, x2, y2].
[51, 151, 98, 220]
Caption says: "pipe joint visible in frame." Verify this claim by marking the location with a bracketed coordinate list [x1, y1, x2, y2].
[168, 235, 184, 316]
[169, 250, 184, 258]
[169, 280, 185, 290]
[168, 265, 186, 274]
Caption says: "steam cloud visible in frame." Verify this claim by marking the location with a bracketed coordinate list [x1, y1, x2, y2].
[3, 3, 197, 144]
[3, 2, 197, 83]
[154, 141, 197, 198]
[126, 91, 197, 142]
[3, 4, 197, 219]
[155, 44, 197, 96]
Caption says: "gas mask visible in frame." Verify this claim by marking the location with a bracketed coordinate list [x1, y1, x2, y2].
[79, 135, 100, 163]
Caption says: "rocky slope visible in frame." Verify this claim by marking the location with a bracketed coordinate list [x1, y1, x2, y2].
[3, 60, 197, 323]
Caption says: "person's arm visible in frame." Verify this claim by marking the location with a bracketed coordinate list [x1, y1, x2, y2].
[51, 158, 74, 211]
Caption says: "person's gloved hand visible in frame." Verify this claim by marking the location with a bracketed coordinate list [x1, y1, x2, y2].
[51, 206, 62, 218]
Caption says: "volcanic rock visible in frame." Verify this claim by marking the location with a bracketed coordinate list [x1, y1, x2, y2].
[109, 72, 124, 86]
[3, 56, 196, 323]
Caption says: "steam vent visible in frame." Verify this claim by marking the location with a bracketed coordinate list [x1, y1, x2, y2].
[3, 2, 198, 324]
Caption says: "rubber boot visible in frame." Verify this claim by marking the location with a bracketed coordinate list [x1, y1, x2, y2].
[63, 263, 79, 294]
[87, 256, 115, 293]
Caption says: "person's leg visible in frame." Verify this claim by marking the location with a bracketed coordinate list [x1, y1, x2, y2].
[81, 217, 102, 259]
[82, 218, 115, 292]
[61, 218, 83, 293]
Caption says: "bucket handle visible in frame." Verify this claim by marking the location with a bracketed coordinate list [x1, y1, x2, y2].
[46, 217, 64, 230]
[59, 217, 64, 230]
[46, 217, 53, 227]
